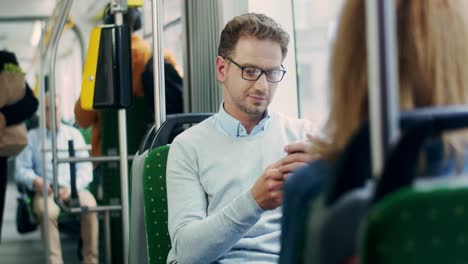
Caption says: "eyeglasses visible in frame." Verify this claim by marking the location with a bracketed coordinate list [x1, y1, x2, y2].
[225, 57, 286, 83]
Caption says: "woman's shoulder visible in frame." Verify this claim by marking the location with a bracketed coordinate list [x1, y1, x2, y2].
[285, 159, 333, 193]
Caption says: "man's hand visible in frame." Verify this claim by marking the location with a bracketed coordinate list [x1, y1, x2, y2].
[251, 164, 285, 210]
[280, 136, 319, 177]
[33, 177, 52, 196]
[59, 187, 71, 202]
[251, 135, 319, 210]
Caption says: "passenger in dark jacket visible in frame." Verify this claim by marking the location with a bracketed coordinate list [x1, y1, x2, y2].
[141, 52, 184, 117]
[0, 50, 38, 241]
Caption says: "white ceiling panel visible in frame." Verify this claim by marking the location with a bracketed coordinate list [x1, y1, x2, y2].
[0, 0, 56, 18]
[0, 23, 37, 61]
[0, 0, 101, 66]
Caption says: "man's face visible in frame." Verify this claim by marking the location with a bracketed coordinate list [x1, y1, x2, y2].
[216, 36, 284, 120]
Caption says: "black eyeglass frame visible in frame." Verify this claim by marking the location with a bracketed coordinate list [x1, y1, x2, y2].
[225, 57, 286, 83]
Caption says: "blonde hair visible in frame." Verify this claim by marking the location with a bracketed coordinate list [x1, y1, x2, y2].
[311, 0, 468, 162]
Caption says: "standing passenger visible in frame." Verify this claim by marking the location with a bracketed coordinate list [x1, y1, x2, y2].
[142, 50, 184, 118]
[166, 13, 316, 263]
[0, 50, 38, 242]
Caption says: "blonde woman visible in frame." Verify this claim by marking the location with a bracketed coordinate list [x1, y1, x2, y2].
[313, 0, 468, 163]
[281, 0, 468, 262]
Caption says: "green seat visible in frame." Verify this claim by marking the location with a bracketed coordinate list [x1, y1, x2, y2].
[362, 184, 468, 264]
[139, 113, 213, 264]
[142, 145, 171, 264]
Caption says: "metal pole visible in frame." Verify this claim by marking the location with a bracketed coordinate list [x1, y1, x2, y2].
[118, 110, 130, 264]
[151, 0, 166, 128]
[105, 211, 112, 264]
[38, 20, 50, 264]
[379, 0, 400, 148]
[112, 1, 130, 263]
[54, 202, 122, 214]
[0, 16, 48, 22]
[38, 2, 72, 263]
[48, 0, 73, 208]
[57, 155, 135, 164]
[365, 0, 399, 177]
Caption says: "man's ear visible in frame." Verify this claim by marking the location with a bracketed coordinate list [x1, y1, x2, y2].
[216, 56, 226, 82]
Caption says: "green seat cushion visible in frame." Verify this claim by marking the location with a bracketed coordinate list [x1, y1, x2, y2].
[362, 186, 468, 264]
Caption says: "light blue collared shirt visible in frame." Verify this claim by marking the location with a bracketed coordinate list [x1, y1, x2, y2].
[15, 124, 93, 191]
[213, 103, 270, 137]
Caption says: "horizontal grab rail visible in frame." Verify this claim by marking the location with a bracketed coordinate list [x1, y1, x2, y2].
[55, 199, 122, 214]
[57, 155, 135, 163]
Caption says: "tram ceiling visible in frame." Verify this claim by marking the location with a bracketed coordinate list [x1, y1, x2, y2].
[0, 0, 103, 63]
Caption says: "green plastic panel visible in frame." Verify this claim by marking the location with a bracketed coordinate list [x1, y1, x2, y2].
[100, 96, 153, 264]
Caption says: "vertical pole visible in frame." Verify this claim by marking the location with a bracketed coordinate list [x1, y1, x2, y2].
[49, 0, 73, 205]
[105, 211, 112, 264]
[117, 109, 130, 264]
[111, 1, 130, 263]
[365, 0, 399, 177]
[151, 0, 166, 129]
[46, 1, 74, 261]
[38, 21, 50, 264]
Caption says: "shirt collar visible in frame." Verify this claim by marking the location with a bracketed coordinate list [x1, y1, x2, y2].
[215, 102, 270, 138]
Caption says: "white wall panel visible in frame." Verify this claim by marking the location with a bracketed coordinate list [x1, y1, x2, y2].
[248, 0, 299, 118]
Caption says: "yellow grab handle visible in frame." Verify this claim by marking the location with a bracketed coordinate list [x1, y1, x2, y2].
[80, 27, 102, 110]
[128, 0, 143, 7]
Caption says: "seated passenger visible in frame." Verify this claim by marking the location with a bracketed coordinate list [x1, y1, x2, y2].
[166, 13, 316, 263]
[283, 0, 468, 262]
[15, 94, 98, 264]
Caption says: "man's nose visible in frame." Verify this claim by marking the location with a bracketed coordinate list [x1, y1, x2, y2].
[253, 73, 269, 92]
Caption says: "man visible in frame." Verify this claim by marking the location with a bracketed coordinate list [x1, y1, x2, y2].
[16, 95, 98, 264]
[0, 50, 38, 242]
[166, 13, 314, 263]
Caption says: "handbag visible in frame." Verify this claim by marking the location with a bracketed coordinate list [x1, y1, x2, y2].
[16, 185, 38, 234]
[0, 51, 28, 157]
[0, 70, 26, 108]
[0, 123, 28, 157]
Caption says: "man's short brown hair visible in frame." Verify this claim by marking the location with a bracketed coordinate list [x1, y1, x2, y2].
[217, 13, 290, 60]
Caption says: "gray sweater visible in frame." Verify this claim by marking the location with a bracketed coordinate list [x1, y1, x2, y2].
[166, 107, 313, 264]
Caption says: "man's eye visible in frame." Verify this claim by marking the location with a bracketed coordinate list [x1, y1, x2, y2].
[267, 70, 282, 78]
[244, 68, 261, 76]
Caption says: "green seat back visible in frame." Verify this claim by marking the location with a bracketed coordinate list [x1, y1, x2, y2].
[142, 145, 171, 264]
[362, 185, 468, 264]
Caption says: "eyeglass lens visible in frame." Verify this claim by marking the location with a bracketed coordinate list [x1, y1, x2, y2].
[242, 67, 284, 82]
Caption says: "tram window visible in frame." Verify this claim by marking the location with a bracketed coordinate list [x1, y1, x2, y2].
[55, 29, 83, 124]
[292, 0, 343, 126]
